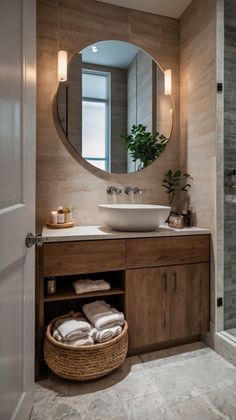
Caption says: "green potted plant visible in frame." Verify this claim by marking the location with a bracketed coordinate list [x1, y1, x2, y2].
[162, 169, 193, 227]
[122, 124, 169, 170]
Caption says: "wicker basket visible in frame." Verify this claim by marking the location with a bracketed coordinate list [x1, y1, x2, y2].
[44, 314, 128, 381]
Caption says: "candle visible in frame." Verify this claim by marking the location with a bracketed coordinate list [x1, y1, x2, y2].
[51, 211, 57, 224]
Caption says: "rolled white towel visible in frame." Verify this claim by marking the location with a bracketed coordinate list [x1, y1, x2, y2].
[52, 328, 62, 342]
[66, 336, 94, 346]
[90, 325, 122, 343]
[82, 300, 124, 330]
[73, 279, 110, 295]
[54, 318, 91, 342]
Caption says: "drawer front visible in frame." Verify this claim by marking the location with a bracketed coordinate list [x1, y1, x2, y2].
[43, 240, 126, 276]
[126, 235, 210, 268]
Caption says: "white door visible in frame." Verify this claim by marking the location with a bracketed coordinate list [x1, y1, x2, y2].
[0, 0, 36, 419]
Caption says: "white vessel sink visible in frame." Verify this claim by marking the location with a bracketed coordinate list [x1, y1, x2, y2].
[98, 204, 171, 232]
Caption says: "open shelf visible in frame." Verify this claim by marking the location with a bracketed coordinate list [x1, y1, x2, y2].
[44, 293, 125, 325]
[43, 270, 126, 304]
[44, 287, 125, 302]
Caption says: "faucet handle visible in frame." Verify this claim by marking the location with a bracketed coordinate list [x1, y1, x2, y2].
[107, 186, 123, 195]
[125, 186, 132, 195]
[125, 186, 144, 195]
[133, 187, 144, 195]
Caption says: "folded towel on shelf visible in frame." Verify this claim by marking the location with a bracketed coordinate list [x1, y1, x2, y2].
[90, 325, 122, 343]
[72, 279, 110, 295]
[54, 317, 92, 342]
[66, 336, 94, 346]
[82, 300, 124, 330]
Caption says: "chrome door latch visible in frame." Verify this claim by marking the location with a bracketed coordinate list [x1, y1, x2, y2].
[25, 232, 43, 248]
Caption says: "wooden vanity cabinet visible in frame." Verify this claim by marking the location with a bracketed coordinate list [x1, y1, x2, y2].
[36, 234, 210, 377]
[170, 263, 209, 339]
[125, 262, 209, 352]
[125, 267, 170, 349]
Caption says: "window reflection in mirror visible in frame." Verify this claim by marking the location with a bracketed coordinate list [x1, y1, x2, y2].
[56, 40, 173, 174]
[82, 70, 110, 171]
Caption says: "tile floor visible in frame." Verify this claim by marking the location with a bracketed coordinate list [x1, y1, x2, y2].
[31, 342, 236, 420]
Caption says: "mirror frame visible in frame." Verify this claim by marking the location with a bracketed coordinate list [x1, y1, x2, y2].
[54, 39, 174, 181]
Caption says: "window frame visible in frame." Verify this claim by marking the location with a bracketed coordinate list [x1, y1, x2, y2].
[82, 68, 111, 172]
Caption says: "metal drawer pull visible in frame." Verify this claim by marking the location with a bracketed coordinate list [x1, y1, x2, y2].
[163, 273, 167, 291]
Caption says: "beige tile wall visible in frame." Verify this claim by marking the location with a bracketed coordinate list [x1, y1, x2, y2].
[37, 0, 180, 228]
[180, 0, 217, 229]
[180, 0, 224, 335]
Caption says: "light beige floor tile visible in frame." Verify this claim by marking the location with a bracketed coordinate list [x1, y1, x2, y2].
[31, 346, 236, 419]
[65, 389, 127, 420]
[120, 355, 144, 374]
[152, 363, 201, 405]
[123, 392, 175, 420]
[114, 370, 158, 402]
[204, 384, 236, 419]
[171, 395, 227, 420]
[139, 349, 170, 369]
[182, 355, 236, 393]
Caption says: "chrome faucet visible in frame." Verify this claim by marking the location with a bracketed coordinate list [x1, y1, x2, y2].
[106, 186, 123, 195]
[125, 186, 144, 195]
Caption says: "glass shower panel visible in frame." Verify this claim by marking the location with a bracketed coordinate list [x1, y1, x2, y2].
[224, 0, 236, 339]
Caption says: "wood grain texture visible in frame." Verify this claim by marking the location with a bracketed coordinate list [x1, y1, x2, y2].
[43, 239, 126, 276]
[36, 235, 211, 377]
[170, 263, 210, 338]
[125, 267, 170, 349]
[126, 235, 210, 269]
[36, 0, 180, 229]
[128, 335, 201, 356]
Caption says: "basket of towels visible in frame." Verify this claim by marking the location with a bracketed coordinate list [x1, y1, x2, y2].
[44, 300, 128, 381]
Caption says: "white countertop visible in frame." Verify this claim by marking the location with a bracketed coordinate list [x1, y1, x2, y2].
[42, 224, 211, 243]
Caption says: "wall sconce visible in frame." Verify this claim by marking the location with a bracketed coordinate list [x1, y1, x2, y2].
[164, 69, 172, 95]
[58, 50, 67, 82]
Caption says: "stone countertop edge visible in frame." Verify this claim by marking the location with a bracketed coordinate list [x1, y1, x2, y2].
[41, 224, 211, 243]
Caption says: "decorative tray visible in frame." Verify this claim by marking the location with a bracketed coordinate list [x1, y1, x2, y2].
[46, 221, 75, 229]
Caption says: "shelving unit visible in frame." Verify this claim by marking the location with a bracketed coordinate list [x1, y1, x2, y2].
[36, 250, 126, 378]
[43, 270, 125, 303]
[44, 287, 125, 303]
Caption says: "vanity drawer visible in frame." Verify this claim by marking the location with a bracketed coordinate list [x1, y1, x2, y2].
[43, 240, 126, 276]
[126, 235, 210, 268]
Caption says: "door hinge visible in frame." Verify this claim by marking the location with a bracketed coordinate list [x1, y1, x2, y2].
[217, 82, 223, 93]
[217, 297, 223, 307]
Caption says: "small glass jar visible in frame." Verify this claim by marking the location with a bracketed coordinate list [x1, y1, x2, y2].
[57, 206, 65, 224]
[47, 277, 56, 295]
[64, 207, 73, 223]
[168, 214, 184, 229]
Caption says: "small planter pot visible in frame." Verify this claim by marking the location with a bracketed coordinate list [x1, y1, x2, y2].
[168, 213, 184, 229]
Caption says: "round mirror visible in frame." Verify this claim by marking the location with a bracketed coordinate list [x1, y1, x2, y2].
[57, 40, 173, 174]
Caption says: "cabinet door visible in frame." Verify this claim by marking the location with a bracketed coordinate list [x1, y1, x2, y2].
[125, 267, 170, 350]
[170, 263, 209, 339]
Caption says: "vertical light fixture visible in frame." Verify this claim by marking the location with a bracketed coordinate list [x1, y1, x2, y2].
[58, 50, 68, 82]
[164, 69, 172, 95]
